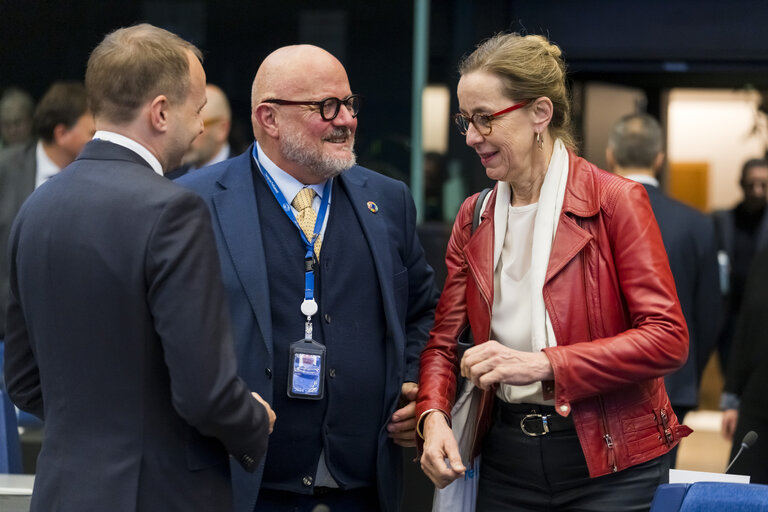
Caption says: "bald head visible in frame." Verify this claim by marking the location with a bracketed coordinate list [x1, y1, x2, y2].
[251, 45, 349, 111]
[181, 83, 232, 169]
[204, 84, 231, 123]
[249, 44, 358, 184]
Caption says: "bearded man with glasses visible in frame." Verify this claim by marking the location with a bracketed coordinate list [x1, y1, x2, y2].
[177, 44, 438, 512]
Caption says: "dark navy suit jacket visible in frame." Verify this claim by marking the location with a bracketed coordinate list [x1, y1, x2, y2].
[643, 184, 721, 409]
[5, 140, 270, 511]
[177, 147, 437, 512]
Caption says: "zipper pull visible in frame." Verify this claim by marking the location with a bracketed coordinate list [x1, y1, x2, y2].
[604, 434, 617, 472]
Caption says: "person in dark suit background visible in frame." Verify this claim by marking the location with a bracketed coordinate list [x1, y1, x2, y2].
[166, 83, 233, 180]
[177, 44, 438, 512]
[0, 87, 35, 149]
[0, 81, 94, 349]
[712, 158, 768, 373]
[606, 112, 721, 463]
[719, 246, 768, 483]
[4, 23, 274, 511]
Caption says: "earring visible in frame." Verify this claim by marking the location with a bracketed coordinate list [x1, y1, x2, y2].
[536, 132, 544, 150]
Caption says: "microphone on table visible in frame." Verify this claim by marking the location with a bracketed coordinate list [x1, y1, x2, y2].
[725, 430, 758, 473]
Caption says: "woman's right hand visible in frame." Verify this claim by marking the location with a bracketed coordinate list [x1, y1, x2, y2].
[420, 411, 466, 488]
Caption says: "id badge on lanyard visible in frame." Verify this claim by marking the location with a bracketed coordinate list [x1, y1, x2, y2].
[252, 147, 331, 400]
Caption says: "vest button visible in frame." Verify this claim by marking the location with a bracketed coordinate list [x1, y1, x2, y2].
[302, 475, 313, 487]
[329, 368, 336, 378]
[265, 368, 272, 379]
[324, 313, 332, 324]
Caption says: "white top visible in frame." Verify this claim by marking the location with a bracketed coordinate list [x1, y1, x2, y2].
[35, 141, 60, 189]
[492, 202, 549, 404]
[93, 130, 163, 176]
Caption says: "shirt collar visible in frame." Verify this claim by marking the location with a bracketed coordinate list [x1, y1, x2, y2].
[35, 140, 61, 189]
[255, 141, 327, 202]
[93, 130, 163, 176]
[625, 173, 659, 188]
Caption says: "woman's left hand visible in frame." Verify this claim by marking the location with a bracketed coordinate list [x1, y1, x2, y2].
[460, 340, 554, 390]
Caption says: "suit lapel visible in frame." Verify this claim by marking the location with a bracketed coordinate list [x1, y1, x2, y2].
[212, 156, 273, 354]
[338, 170, 398, 328]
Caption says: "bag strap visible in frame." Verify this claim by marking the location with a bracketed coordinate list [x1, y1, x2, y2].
[472, 187, 491, 233]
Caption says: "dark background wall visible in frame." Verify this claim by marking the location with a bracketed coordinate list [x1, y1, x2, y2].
[3, 0, 768, 192]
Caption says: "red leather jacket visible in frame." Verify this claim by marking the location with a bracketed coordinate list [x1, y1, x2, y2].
[417, 152, 692, 477]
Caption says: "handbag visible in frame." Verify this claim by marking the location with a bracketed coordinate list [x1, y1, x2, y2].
[432, 188, 490, 512]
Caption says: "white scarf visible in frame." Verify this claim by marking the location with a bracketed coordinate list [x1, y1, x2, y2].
[491, 138, 569, 351]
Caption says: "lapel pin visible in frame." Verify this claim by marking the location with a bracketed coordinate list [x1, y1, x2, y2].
[367, 201, 379, 213]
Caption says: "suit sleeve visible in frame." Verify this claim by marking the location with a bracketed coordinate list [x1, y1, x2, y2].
[693, 215, 722, 377]
[4, 215, 44, 419]
[145, 190, 269, 471]
[399, 183, 439, 383]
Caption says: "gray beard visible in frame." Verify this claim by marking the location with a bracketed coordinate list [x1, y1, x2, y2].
[281, 128, 357, 180]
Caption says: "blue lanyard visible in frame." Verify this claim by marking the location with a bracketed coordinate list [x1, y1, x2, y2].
[252, 146, 331, 322]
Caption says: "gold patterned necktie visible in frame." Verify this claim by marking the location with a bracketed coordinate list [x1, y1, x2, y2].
[292, 187, 322, 256]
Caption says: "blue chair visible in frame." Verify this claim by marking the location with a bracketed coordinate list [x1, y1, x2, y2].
[651, 482, 768, 511]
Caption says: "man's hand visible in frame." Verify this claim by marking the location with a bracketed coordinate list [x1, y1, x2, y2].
[387, 382, 418, 447]
[252, 392, 276, 433]
[420, 411, 465, 488]
[460, 340, 554, 390]
[721, 408, 739, 441]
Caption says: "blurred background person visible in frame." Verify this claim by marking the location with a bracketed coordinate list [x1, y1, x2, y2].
[0, 81, 94, 471]
[417, 32, 689, 512]
[0, 87, 35, 149]
[0, 81, 93, 351]
[606, 112, 721, 466]
[720, 246, 768, 483]
[166, 83, 232, 179]
[712, 158, 768, 374]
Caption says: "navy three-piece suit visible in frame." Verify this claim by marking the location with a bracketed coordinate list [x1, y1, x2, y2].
[178, 147, 437, 512]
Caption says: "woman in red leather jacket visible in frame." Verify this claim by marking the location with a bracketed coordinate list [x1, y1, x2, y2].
[416, 32, 691, 511]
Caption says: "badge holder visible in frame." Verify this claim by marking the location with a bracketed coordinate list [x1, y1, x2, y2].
[287, 304, 326, 400]
[287, 338, 326, 399]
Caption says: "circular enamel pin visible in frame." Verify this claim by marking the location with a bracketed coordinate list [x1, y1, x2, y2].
[367, 201, 378, 213]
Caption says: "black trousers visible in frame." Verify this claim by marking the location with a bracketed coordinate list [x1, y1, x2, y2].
[477, 401, 670, 512]
[255, 487, 379, 512]
[728, 408, 768, 484]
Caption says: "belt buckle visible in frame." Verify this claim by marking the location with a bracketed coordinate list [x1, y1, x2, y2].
[520, 413, 549, 436]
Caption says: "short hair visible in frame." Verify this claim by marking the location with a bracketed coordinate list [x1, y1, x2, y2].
[33, 82, 88, 143]
[607, 113, 663, 169]
[0, 87, 35, 118]
[740, 158, 768, 185]
[85, 23, 203, 124]
[458, 32, 575, 150]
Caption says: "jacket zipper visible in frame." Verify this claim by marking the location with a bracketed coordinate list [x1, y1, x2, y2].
[582, 238, 616, 472]
[469, 267, 492, 461]
[599, 396, 617, 473]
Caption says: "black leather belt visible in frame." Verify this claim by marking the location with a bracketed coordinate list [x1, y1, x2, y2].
[496, 401, 575, 437]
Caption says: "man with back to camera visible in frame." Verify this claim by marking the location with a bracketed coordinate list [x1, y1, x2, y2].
[606, 113, 721, 463]
[166, 83, 233, 180]
[177, 44, 438, 512]
[4, 23, 274, 511]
